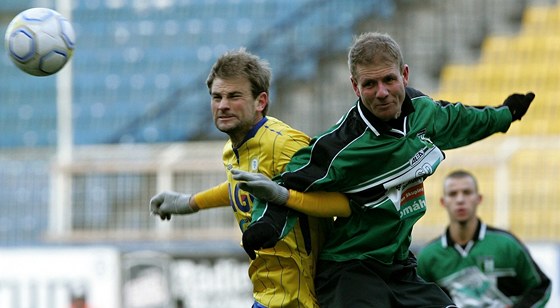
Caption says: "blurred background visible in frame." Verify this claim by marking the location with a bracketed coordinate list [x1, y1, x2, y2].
[0, 0, 559, 307]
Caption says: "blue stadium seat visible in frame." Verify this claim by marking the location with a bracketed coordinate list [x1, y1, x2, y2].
[0, 0, 396, 248]
[1, 0, 395, 147]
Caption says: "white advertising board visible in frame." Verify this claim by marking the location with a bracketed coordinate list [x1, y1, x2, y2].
[527, 243, 559, 308]
[0, 247, 120, 308]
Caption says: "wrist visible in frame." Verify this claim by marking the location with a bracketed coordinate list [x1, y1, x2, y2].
[176, 193, 197, 214]
[189, 194, 200, 212]
[271, 186, 289, 205]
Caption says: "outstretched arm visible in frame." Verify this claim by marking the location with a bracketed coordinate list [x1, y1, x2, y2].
[232, 169, 351, 217]
[502, 92, 535, 121]
[150, 191, 198, 220]
[149, 181, 230, 220]
[286, 190, 350, 217]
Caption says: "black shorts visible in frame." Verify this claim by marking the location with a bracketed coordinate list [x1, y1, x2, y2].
[315, 253, 456, 308]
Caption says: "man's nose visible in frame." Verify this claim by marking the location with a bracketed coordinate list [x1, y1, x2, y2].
[217, 98, 229, 109]
[455, 192, 466, 202]
[376, 83, 389, 98]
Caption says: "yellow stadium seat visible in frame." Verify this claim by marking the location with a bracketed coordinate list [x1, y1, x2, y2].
[421, 2, 560, 244]
[522, 5, 560, 34]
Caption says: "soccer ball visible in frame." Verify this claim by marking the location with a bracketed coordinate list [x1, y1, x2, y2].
[4, 8, 76, 76]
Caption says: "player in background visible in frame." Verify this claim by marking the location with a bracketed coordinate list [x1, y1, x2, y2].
[149, 49, 348, 308]
[416, 170, 551, 308]
[232, 32, 536, 307]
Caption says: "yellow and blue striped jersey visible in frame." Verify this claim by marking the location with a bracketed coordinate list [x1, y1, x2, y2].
[222, 116, 323, 307]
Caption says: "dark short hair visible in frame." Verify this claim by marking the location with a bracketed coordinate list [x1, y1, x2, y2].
[443, 170, 479, 193]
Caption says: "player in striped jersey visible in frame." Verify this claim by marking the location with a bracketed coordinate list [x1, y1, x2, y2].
[149, 49, 347, 307]
[232, 32, 535, 307]
[417, 170, 551, 307]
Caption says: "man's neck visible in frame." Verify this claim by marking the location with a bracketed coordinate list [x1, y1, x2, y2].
[449, 218, 478, 246]
[229, 116, 266, 148]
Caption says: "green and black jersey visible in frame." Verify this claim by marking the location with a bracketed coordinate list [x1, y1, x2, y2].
[417, 220, 551, 308]
[273, 87, 512, 264]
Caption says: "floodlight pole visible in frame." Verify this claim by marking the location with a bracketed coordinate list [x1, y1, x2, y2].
[49, 0, 74, 237]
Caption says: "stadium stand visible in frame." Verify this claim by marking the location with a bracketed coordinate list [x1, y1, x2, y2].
[0, 0, 395, 147]
[418, 1, 560, 242]
[1, 0, 558, 248]
[0, 0, 395, 245]
[435, 3, 560, 136]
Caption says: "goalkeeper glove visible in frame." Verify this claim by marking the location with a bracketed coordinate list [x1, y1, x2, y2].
[242, 220, 281, 260]
[241, 203, 289, 260]
[231, 169, 289, 205]
[502, 92, 535, 121]
[149, 191, 198, 220]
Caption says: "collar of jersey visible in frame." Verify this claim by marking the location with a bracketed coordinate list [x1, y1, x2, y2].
[234, 116, 269, 149]
[357, 93, 414, 136]
[442, 218, 487, 248]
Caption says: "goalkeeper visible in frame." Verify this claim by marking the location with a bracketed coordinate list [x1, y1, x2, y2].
[232, 32, 535, 307]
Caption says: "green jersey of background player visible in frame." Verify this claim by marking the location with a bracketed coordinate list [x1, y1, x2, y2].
[417, 170, 551, 308]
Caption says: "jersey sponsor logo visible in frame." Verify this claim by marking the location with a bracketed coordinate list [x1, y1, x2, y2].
[399, 182, 426, 219]
[385, 146, 442, 190]
[409, 148, 425, 166]
[230, 183, 254, 232]
[401, 147, 443, 184]
[399, 198, 426, 219]
[411, 131, 438, 177]
[400, 182, 424, 204]
[415, 162, 434, 178]
[230, 183, 252, 213]
[408, 149, 437, 178]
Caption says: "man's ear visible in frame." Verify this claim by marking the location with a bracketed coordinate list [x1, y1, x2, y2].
[401, 64, 409, 87]
[256, 92, 268, 111]
[351, 76, 360, 98]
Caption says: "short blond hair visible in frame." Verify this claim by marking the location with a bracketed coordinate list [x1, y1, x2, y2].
[348, 32, 405, 81]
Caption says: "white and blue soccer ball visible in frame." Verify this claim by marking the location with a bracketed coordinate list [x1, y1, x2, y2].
[4, 8, 76, 76]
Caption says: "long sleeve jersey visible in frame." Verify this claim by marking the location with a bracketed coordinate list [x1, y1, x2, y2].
[197, 116, 325, 307]
[260, 87, 513, 265]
